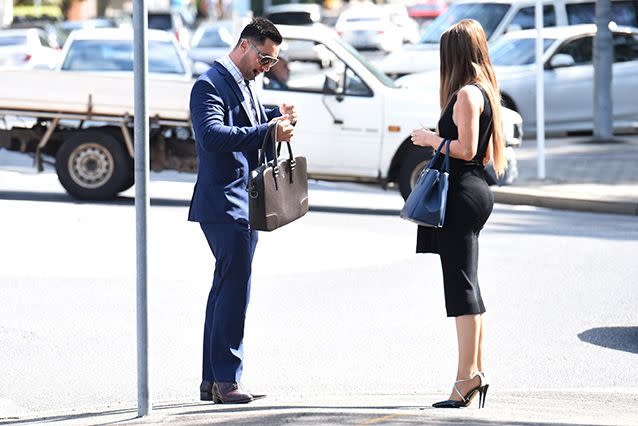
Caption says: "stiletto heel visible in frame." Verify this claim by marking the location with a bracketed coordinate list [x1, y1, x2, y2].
[479, 384, 489, 408]
[432, 372, 487, 409]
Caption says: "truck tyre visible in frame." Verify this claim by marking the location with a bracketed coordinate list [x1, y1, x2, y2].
[56, 131, 130, 200]
[398, 146, 434, 200]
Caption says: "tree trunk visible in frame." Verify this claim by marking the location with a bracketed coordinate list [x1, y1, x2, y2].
[593, 0, 613, 141]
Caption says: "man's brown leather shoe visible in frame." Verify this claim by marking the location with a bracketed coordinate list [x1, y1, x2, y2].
[200, 381, 214, 401]
[212, 382, 255, 404]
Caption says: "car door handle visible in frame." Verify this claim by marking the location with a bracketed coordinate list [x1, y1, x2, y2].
[321, 96, 344, 125]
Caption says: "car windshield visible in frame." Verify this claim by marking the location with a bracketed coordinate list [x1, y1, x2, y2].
[490, 37, 555, 65]
[62, 39, 185, 74]
[419, 2, 510, 44]
[333, 36, 398, 88]
[196, 29, 231, 48]
[0, 35, 27, 46]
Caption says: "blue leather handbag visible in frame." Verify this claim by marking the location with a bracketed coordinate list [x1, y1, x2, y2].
[400, 138, 451, 228]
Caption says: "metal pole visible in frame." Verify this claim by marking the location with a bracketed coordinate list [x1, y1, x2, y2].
[535, 0, 545, 180]
[133, 0, 151, 417]
[593, 0, 613, 141]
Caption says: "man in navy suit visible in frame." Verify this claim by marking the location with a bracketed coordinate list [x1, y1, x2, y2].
[188, 17, 297, 404]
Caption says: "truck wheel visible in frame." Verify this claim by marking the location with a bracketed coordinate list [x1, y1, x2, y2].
[56, 131, 130, 200]
[398, 146, 433, 200]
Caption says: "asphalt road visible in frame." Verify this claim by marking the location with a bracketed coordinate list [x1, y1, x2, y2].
[1, 157, 637, 422]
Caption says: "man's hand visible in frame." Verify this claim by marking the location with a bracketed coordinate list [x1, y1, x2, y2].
[279, 103, 298, 125]
[270, 116, 295, 142]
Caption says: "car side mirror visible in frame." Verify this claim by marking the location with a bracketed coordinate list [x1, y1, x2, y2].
[549, 53, 575, 69]
[323, 73, 343, 95]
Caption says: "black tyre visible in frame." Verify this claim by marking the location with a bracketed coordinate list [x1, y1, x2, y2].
[56, 131, 130, 200]
[398, 146, 433, 200]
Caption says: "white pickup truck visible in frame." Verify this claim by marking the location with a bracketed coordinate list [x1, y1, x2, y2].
[0, 25, 522, 200]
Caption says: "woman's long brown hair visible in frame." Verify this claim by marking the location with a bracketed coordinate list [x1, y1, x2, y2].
[439, 19, 505, 175]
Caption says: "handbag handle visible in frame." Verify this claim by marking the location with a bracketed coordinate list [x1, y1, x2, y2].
[426, 138, 451, 172]
[257, 120, 297, 184]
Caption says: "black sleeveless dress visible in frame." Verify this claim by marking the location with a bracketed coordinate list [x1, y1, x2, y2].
[416, 84, 494, 317]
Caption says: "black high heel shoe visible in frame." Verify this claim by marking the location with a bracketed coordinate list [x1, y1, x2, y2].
[432, 372, 489, 408]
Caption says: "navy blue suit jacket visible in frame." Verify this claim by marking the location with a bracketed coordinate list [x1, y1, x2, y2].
[188, 62, 281, 224]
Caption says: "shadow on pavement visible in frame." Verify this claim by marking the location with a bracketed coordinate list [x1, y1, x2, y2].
[578, 327, 638, 354]
[0, 190, 403, 216]
[0, 191, 190, 208]
[0, 403, 601, 426]
[489, 205, 638, 241]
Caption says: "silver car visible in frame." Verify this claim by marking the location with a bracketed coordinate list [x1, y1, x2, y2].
[490, 24, 638, 134]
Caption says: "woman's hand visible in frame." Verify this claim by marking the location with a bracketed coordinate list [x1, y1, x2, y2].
[411, 128, 441, 148]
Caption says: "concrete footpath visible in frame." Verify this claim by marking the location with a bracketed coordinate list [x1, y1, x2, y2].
[492, 135, 638, 215]
[3, 391, 637, 425]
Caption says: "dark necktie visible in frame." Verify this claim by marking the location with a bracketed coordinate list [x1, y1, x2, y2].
[244, 79, 260, 125]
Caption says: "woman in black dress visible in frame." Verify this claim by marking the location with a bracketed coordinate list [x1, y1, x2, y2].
[410, 19, 506, 409]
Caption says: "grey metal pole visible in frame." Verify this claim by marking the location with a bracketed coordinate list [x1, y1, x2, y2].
[535, 0, 545, 179]
[133, 0, 151, 417]
[593, 0, 613, 141]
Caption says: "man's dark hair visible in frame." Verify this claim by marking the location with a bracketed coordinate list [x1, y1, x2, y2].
[238, 17, 283, 46]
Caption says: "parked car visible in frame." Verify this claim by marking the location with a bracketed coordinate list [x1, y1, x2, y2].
[490, 24, 638, 134]
[335, 4, 404, 52]
[0, 28, 61, 69]
[188, 20, 233, 66]
[0, 28, 196, 199]
[258, 24, 523, 198]
[383, 3, 421, 44]
[396, 24, 638, 135]
[407, 0, 448, 25]
[378, 0, 638, 78]
[60, 28, 191, 76]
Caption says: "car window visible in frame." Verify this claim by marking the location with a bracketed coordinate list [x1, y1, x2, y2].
[333, 36, 397, 88]
[148, 14, 172, 31]
[419, 2, 511, 43]
[554, 36, 593, 65]
[567, 1, 638, 26]
[490, 37, 555, 66]
[613, 32, 638, 62]
[0, 35, 27, 46]
[345, 67, 372, 96]
[509, 5, 556, 30]
[62, 39, 185, 74]
[262, 40, 372, 96]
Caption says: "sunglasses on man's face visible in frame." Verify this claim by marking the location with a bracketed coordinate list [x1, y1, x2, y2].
[246, 39, 279, 67]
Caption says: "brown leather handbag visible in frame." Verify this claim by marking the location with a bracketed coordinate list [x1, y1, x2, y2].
[248, 123, 308, 231]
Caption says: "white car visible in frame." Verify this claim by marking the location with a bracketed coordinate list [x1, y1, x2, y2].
[259, 24, 523, 198]
[377, 0, 638, 78]
[335, 4, 404, 52]
[59, 28, 192, 78]
[0, 28, 61, 69]
[397, 24, 638, 135]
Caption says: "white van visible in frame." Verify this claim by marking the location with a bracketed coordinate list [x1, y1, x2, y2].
[378, 0, 638, 77]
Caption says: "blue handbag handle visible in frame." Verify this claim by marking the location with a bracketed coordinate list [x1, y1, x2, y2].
[426, 138, 451, 172]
